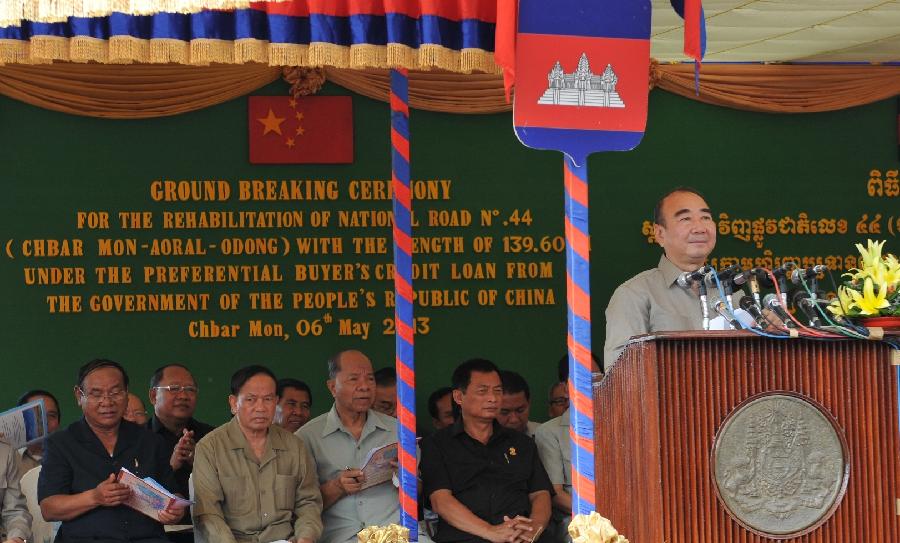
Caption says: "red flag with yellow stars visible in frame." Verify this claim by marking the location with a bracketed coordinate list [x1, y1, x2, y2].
[248, 96, 353, 164]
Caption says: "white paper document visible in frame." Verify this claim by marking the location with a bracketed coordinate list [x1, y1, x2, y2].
[359, 442, 398, 490]
[117, 468, 192, 519]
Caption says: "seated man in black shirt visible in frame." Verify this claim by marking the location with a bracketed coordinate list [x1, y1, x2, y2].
[147, 363, 215, 499]
[421, 359, 552, 543]
[38, 358, 186, 543]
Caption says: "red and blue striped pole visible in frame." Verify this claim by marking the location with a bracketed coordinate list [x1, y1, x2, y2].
[390, 67, 418, 539]
[563, 155, 596, 515]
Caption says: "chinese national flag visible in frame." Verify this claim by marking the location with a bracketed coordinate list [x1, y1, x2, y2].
[248, 96, 353, 164]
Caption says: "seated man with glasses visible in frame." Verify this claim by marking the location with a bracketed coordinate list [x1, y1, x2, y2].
[148, 364, 215, 499]
[192, 365, 322, 543]
[38, 358, 187, 543]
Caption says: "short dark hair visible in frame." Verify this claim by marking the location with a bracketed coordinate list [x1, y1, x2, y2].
[427, 386, 452, 419]
[451, 358, 499, 392]
[653, 186, 707, 226]
[77, 359, 129, 390]
[374, 367, 397, 387]
[277, 378, 312, 406]
[499, 370, 530, 401]
[18, 389, 61, 419]
[230, 365, 277, 395]
[149, 364, 194, 389]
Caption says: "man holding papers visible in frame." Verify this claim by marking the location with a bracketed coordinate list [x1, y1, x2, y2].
[297, 350, 399, 543]
[192, 365, 322, 543]
[37, 358, 186, 543]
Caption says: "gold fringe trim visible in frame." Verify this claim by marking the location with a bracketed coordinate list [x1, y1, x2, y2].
[190, 39, 234, 65]
[268, 43, 312, 67]
[0, 36, 499, 73]
[150, 39, 191, 64]
[28, 36, 71, 62]
[309, 42, 350, 69]
[351, 44, 389, 69]
[109, 36, 148, 63]
[70, 37, 110, 63]
[0, 40, 33, 65]
[234, 39, 269, 65]
[385, 44, 419, 70]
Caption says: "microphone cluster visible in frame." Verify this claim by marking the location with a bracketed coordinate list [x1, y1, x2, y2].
[674, 262, 878, 341]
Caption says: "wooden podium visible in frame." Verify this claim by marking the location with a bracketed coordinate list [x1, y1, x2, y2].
[594, 331, 900, 542]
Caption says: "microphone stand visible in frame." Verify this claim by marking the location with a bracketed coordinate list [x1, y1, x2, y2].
[699, 280, 710, 331]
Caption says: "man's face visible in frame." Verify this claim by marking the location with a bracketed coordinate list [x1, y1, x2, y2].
[229, 373, 278, 433]
[124, 393, 149, 425]
[548, 382, 569, 418]
[374, 383, 397, 417]
[498, 391, 531, 433]
[653, 191, 716, 270]
[454, 371, 502, 423]
[29, 394, 60, 434]
[276, 387, 311, 432]
[150, 366, 197, 422]
[328, 351, 375, 415]
[76, 366, 127, 431]
[432, 393, 455, 430]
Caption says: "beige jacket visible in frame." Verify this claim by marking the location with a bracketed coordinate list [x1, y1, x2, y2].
[192, 418, 323, 543]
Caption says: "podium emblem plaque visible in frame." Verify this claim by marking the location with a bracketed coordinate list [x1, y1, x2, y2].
[712, 392, 850, 538]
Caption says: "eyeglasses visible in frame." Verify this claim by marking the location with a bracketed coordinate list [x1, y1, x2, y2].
[549, 398, 569, 407]
[78, 388, 126, 403]
[126, 410, 148, 418]
[153, 384, 199, 395]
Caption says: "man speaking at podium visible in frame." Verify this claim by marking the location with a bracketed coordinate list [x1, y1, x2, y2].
[604, 187, 722, 369]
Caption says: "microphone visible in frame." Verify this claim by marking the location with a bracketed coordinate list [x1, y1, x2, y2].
[748, 272, 763, 306]
[732, 270, 752, 287]
[790, 265, 828, 285]
[676, 266, 710, 290]
[771, 261, 796, 279]
[793, 291, 823, 327]
[705, 265, 742, 301]
[703, 264, 741, 286]
[763, 293, 794, 327]
[770, 262, 796, 306]
[739, 295, 767, 328]
[675, 266, 713, 330]
[714, 300, 742, 329]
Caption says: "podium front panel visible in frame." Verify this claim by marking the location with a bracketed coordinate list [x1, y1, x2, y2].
[594, 332, 900, 542]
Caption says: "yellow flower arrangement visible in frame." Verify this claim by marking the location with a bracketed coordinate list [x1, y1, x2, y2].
[828, 239, 900, 317]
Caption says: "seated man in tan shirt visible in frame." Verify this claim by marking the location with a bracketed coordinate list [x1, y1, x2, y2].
[193, 365, 322, 543]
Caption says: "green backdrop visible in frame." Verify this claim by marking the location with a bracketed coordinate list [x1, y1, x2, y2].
[1, 79, 897, 429]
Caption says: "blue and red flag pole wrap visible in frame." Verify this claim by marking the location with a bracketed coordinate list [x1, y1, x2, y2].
[513, 0, 653, 517]
[390, 67, 418, 539]
[563, 156, 596, 515]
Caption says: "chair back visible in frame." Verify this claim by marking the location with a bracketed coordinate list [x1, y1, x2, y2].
[20, 465, 59, 543]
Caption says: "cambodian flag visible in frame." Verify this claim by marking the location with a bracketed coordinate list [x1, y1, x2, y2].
[670, 0, 707, 62]
[512, 0, 652, 165]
